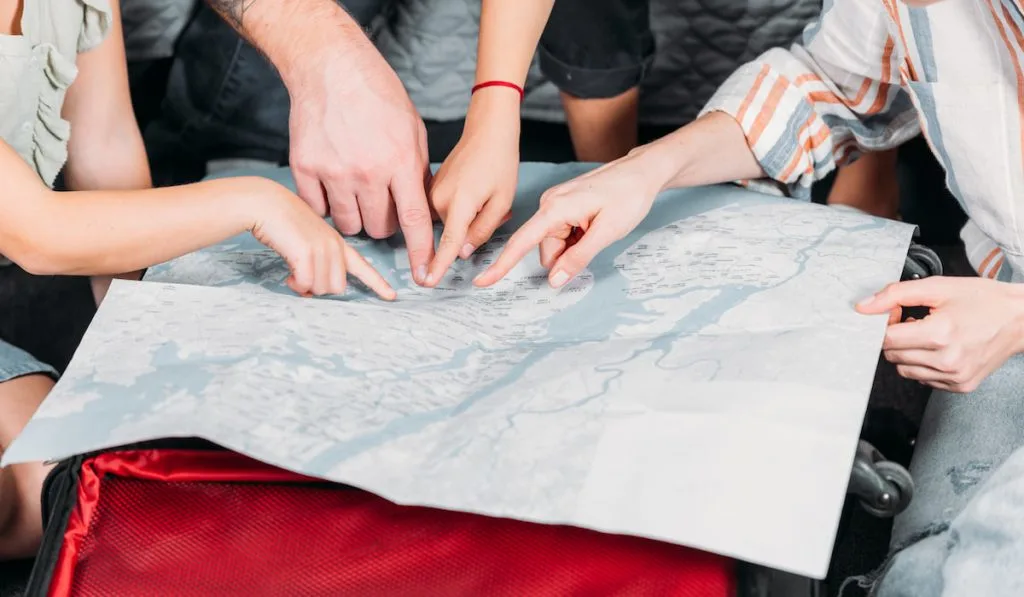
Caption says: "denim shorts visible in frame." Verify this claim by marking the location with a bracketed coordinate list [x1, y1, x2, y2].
[0, 339, 57, 384]
[539, 0, 655, 99]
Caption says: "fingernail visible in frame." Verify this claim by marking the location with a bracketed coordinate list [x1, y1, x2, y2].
[460, 243, 475, 259]
[550, 270, 569, 288]
[425, 272, 436, 286]
[415, 265, 426, 283]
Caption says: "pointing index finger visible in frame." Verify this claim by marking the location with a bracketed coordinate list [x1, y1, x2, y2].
[473, 211, 555, 287]
[344, 244, 397, 301]
[390, 169, 436, 285]
[426, 202, 476, 286]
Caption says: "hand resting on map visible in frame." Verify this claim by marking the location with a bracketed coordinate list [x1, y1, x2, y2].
[856, 277, 1024, 392]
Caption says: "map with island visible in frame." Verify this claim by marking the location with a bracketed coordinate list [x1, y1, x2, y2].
[5, 163, 915, 578]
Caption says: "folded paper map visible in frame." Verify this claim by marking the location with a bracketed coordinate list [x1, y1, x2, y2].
[4, 163, 915, 578]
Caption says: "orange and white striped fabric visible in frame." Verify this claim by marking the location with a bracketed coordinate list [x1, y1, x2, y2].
[700, 0, 1024, 282]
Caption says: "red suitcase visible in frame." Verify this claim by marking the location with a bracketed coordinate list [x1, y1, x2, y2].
[27, 445, 736, 596]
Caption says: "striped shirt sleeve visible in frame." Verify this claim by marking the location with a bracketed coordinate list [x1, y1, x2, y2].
[698, 0, 921, 198]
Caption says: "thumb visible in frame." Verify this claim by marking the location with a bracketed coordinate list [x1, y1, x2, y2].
[855, 278, 949, 314]
[548, 221, 616, 288]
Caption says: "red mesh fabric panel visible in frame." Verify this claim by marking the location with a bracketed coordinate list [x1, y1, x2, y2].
[54, 452, 734, 597]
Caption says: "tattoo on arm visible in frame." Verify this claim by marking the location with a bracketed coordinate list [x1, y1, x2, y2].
[208, 0, 259, 28]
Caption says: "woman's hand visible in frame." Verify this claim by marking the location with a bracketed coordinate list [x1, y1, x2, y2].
[425, 90, 521, 285]
[474, 148, 666, 289]
[856, 276, 1024, 392]
[252, 183, 396, 300]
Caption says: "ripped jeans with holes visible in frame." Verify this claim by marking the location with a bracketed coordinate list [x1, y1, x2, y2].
[850, 354, 1024, 596]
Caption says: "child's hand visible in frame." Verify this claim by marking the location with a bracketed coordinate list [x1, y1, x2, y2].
[425, 92, 520, 285]
[252, 184, 397, 300]
[474, 151, 663, 289]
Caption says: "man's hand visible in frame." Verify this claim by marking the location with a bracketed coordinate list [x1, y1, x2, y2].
[287, 48, 435, 284]
[204, 0, 436, 284]
[856, 277, 1024, 393]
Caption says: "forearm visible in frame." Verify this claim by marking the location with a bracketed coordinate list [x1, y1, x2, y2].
[205, 0, 373, 87]
[633, 112, 765, 192]
[460, 1, 554, 137]
[5, 176, 276, 276]
[476, 0, 554, 87]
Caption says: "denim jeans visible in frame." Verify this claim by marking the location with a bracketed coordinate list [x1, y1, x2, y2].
[854, 354, 1024, 596]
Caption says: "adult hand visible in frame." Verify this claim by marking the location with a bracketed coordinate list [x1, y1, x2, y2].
[286, 42, 435, 285]
[426, 90, 520, 285]
[204, 0, 435, 282]
[856, 276, 1024, 393]
[474, 150, 664, 289]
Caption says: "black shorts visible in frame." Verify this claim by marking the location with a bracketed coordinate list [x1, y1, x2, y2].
[539, 0, 654, 99]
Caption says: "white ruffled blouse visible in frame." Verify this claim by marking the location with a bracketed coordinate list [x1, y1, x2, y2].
[0, 0, 112, 187]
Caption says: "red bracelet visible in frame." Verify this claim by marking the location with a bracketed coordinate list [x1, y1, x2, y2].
[472, 80, 525, 102]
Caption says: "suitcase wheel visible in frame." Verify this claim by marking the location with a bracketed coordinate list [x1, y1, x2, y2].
[848, 440, 914, 519]
[902, 244, 943, 281]
[858, 460, 914, 518]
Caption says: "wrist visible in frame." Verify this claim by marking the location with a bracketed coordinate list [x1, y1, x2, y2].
[472, 80, 524, 102]
[465, 90, 522, 136]
[468, 86, 522, 118]
[227, 177, 288, 233]
[253, 3, 373, 91]
[629, 135, 694, 193]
